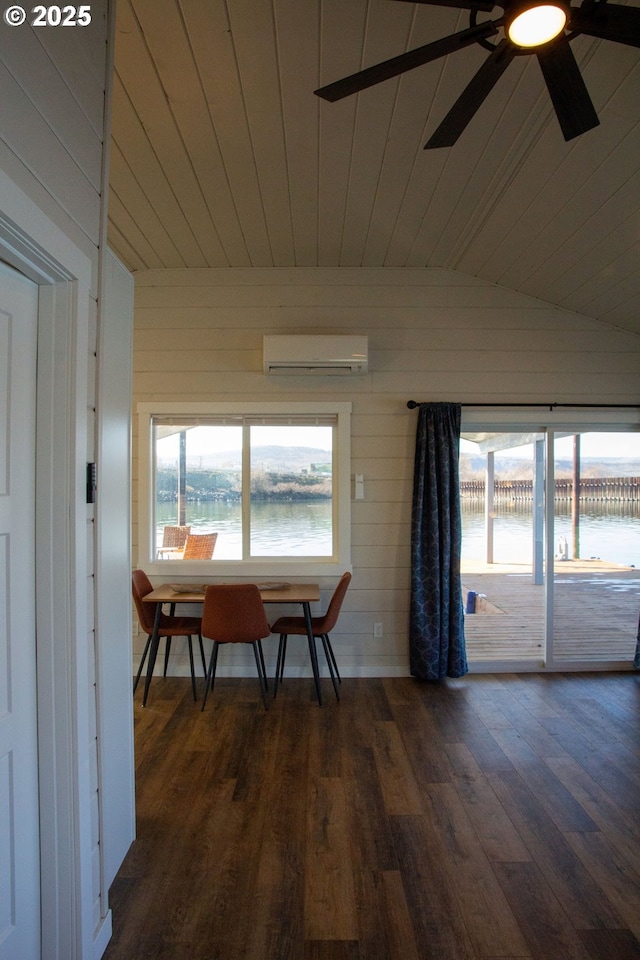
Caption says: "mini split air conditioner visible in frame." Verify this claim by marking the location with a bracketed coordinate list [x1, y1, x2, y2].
[263, 335, 368, 376]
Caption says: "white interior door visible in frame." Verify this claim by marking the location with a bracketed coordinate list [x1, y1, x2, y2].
[0, 261, 40, 959]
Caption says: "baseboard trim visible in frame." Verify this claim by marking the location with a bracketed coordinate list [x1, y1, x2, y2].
[93, 910, 112, 959]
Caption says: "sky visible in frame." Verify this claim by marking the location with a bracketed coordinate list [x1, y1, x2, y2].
[157, 424, 333, 458]
[158, 424, 640, 462]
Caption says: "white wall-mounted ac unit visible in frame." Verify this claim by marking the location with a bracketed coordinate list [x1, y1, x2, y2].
[263, 335, 368, 375]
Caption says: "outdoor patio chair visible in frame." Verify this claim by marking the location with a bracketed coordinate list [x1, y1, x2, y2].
[156, 524, 191, 558]
[182, 532, 218, 559]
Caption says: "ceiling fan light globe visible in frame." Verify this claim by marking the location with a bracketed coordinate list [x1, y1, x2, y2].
[507, 3, 568, 48]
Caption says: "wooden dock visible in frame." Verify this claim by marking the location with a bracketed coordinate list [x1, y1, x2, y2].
[461, 558, 639, 664]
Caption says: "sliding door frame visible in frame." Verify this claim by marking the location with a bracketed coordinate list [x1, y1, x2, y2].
[461, 407, 640, 673]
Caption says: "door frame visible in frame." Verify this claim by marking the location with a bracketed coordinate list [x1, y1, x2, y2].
[0, 171, 96, 958]
[461, 407, 640, 673]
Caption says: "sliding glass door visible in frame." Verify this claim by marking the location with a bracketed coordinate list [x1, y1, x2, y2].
[460, 417, 640, 669]
[460, 433, 546, 665]
[550, 431, 640, 665]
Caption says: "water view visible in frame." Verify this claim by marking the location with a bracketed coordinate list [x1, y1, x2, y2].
[460, 430, 640, 569]
[157, 499, 640, 566]
[156, 500, 333, 558]
[155, 428, 640, 565]
[154, 421, 335, 558]
[462, 504, 640, 567]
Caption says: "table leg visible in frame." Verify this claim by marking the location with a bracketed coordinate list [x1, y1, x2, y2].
[142, 602, 162, 707]
[303, 601, 322, 706]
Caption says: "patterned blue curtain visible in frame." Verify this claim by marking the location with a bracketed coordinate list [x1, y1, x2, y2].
[410, 402, 467, 679]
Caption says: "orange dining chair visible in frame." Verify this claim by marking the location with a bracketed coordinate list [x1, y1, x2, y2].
[132, 569, 206, 702]
[182, 532, 218, 559]
[200, 583, 271, 711]
[271, 572, 351, 701]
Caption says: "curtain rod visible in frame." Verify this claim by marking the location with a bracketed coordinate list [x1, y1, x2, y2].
[407, 400, 640, 411]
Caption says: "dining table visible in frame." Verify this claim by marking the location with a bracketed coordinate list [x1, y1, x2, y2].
[141, 581, 323, 706]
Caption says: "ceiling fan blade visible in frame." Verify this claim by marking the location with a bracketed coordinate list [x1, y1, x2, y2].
[570, 2, 640, 49]
[390, 0, 495, 10]
[314, 21, 500, 102]
[536, 37, 600, 141]
[424, 39, 516, 149]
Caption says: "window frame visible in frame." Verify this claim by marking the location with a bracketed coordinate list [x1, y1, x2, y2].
[137, 401, 352, 578]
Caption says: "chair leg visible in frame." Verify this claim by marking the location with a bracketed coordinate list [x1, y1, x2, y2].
[163, 637, 172, 676]
[274, 634, 287, 697]
[133, 634, 152, 693]
[201, 642, 219, 711]
[198, 634, 206, 674]
[323, 634, 341, 683]
[187, 636, 196, 701]
[320, 634, 340, 701]
[253, 641, 269, 710]
[257, 638, 268, 689]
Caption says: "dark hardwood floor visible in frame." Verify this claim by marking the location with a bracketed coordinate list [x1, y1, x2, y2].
[103, 673, 640, 960]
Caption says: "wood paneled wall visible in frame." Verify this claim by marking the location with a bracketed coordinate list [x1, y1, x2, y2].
[1, 9, 113, 944]
[0, 10, 109, 280]
[132, 266, 640, 676]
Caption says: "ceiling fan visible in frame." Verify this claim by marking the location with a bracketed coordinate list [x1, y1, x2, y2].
[314, 0, 640, 148]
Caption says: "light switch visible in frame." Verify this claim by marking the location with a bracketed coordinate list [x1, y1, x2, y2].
[355, 474, 364, 500]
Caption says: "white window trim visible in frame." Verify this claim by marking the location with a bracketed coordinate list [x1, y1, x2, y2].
[137, 401, 352, 578]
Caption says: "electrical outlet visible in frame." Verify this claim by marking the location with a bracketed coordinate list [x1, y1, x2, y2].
[373, 622, 383, 638]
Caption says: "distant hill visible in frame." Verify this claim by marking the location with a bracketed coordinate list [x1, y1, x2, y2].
[160, 445, 635, 479]
[159, 445, 331, 472]
[460, 454, 639, 481]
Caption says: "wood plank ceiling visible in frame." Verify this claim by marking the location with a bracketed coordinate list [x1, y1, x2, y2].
[108, 0, 640, 335]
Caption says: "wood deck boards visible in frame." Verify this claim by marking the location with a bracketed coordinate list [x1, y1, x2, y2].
[103, 675, 640, 960]
[461, 560, 639, 663]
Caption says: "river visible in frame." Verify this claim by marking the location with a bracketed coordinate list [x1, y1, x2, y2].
[156, 500, 639, 566]
[461, 503, 640, 567]
[156, 500, 333, 558]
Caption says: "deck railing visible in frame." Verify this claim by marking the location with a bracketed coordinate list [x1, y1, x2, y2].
[460, 477, 640, 502]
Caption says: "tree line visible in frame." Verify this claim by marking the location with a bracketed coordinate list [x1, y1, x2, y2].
[156, 467, 331, 502]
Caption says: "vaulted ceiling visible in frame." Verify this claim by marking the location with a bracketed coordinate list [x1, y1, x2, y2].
[108, 0, 640, 335]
